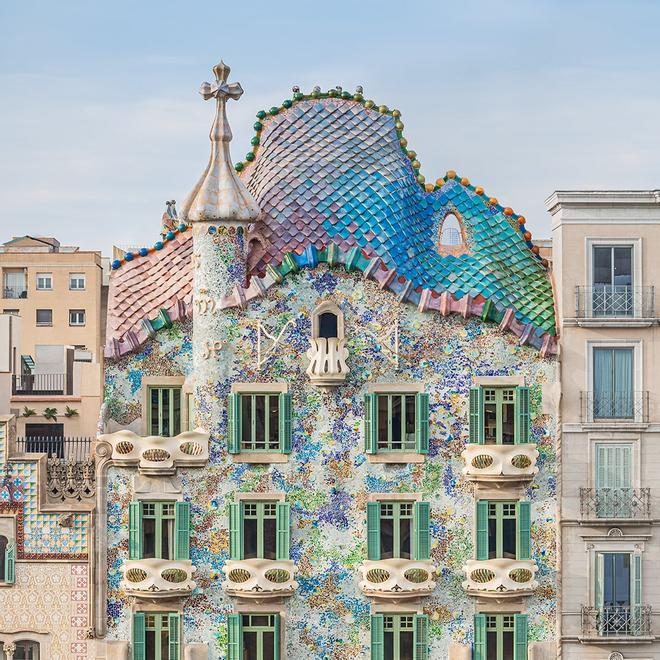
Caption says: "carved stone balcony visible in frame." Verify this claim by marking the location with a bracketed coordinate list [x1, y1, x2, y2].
[121, 558, 196, 599]
[358, 559, 436, 601]
[222, 559, 298, 600]
[462, 559, 538, 599]
[461, 444, 539, 484]
[306, 338, 349, 387]
[102, 429, 209, 475]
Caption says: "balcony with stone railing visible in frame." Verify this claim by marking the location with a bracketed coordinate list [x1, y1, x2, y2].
[580, 605, 653, 642]
[222, 559, 298, 600]
[462, 558, 538, 599]
[358, 559, 436, 601]
[121, 558, 196, 599]
[461, 444, 539, 484]
[306, 338, 349, 387]
[102, 429, 209, 475]
[580, 488, 651, 524]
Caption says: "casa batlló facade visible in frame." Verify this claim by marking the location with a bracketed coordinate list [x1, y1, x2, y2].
[95, 62, 559, 660]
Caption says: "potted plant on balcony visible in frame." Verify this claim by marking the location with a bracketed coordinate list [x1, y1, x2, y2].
[43, 407, 58, 422]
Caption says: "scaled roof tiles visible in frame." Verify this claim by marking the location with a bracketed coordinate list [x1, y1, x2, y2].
[105, 97, 557, 359]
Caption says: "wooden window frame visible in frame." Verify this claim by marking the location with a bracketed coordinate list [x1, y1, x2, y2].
[147, 386, 182, 437]
[142, 501, 175, 560]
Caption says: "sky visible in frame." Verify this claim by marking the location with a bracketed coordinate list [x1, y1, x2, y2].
[1, 0, 659, 256]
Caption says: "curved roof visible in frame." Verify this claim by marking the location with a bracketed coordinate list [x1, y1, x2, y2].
[105, 94, 557, 359]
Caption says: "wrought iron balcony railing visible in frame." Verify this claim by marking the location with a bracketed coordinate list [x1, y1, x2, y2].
[581, 605, 652, 638]
[15, 436, 92, 461]
[12, 373, 70, 396]
[580, 391, 649, 423]
[575, 286, 655, 319]
[580, 488, 650, 521]
[2, 285, 27, 299]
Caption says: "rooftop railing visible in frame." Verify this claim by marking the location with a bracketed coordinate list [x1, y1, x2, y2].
[575, 285, 655, 319]
[15, 436, 92, 461]
[12, 373, 70, 396]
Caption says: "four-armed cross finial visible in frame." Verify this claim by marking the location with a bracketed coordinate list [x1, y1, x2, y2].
[199, 60, 244, 103]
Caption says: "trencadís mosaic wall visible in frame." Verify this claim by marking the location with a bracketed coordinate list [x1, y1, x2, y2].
[103, 268, 557, 659]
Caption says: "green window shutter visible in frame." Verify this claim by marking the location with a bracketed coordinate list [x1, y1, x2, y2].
[516, 501, 531, 560]
[168, 612, 180, 660]
[514, 386, 530, 444]
[415, 392, 430, 454]
[475, 501, 489, 561]
[273, 613, 281, 660]
[364, 393, 378, 454]
[473, 614, 486, 660]
[132, 612, 146, 660]
[227, 393, 241, 454]
[227, 613, 242, 660]
[279, 392, 292, 454]
[128, 500, 143, 560]
[513, 614, 528, 660]
[370, 614, 384, 660]
[367, 501, 381, 560]
[229, 502, 243, 560]
[469, 387, 484, 444]
[174, 501, 191, 561]
[4, 541, 15, 584]
[276, 502, 291, 560]
[413, 501, 431, 560]
[413, 614, 429, 660]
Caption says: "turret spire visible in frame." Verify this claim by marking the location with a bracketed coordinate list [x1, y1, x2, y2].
[179, 60, 260, 224]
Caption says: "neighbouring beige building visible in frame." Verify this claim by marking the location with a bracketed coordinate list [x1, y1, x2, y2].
[0, 236, 104, 440]
[549, 190, 660, 659]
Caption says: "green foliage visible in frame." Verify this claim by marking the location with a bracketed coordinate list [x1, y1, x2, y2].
[22, 406, 36, 417]
[64, 406, 79, 418]
[43, 407, 58, 421]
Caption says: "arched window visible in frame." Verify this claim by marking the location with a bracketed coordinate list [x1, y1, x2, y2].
[318, 312, 338, 339]
[311, 302, 344, 342]
[439, 213, 463, 246]
[307, 302, 349, 386]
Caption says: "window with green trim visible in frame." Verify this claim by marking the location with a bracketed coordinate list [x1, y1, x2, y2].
[364, 392, 429, 454]
[475, 501, 531, 562]
[227, 392, 292, 454]
[371, 613, 428, 660]
[367, 500, 430, 561]
[473, 613, 528, 660]
[0, 534, 15, 584]
[227, 613, 280, 660]
[229, 501, 290, 561]
[143, 501, 175, 559]
[469, 386, 530, 445]
[132, 612, 180, 660]
[129, 500, 190, 561]
[148, 387, 182, 437]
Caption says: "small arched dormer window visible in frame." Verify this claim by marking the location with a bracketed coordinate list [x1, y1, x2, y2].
[307, 302, 349, 387]
[437, 212, 469, 257]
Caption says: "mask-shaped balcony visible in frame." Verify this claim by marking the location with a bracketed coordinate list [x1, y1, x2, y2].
[222, 559, 298, 600]
[358, 559, 436, 601]
[306, 303, 349, 387]
[102, 429, 209, 475]
[461, 444, 539, 484]
[462, 558, 538, 599]
[121, 558, 196, 599]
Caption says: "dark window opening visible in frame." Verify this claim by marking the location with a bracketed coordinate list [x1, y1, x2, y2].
[318, 312, 338, 338]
